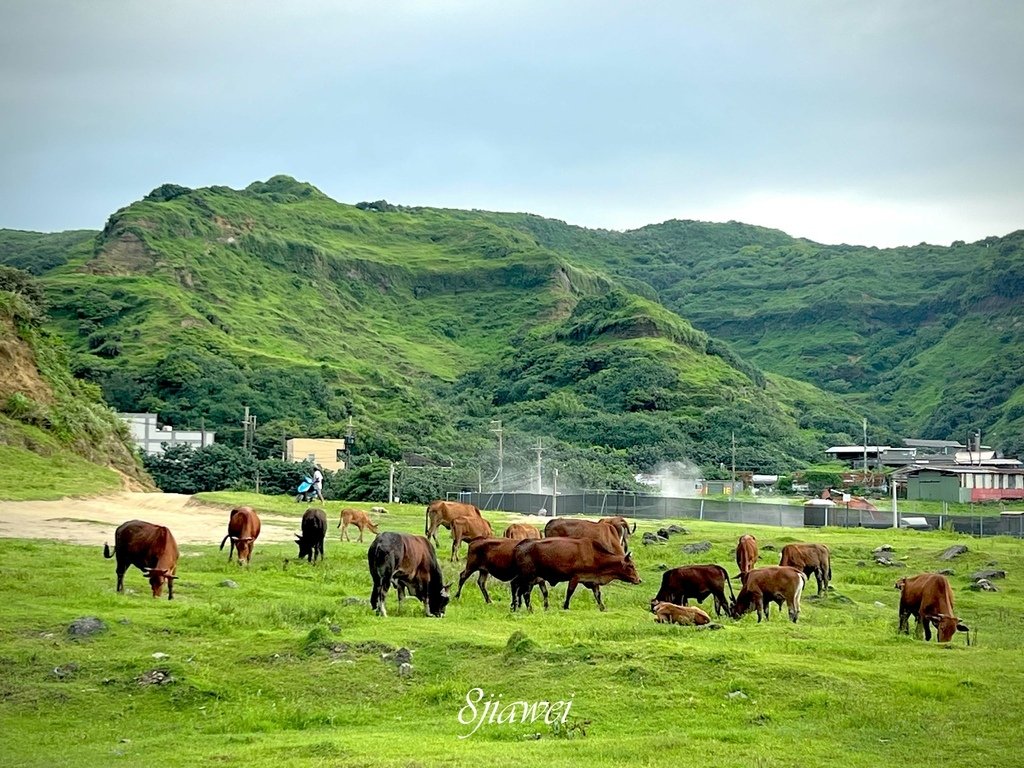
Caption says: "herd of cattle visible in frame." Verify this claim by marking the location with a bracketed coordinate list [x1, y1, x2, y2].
[101, 499, 971, 643]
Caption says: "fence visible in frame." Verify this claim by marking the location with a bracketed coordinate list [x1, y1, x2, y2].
[452, 491, 1024, 538]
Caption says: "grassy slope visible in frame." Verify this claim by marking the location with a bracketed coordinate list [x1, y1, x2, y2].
[1, 498, 1021, 767]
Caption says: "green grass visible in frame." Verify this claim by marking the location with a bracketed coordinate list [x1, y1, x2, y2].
[0, 444, 121, 500]
[1, 500, 1022, 766]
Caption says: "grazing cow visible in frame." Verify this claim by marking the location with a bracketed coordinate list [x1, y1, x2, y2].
[296, 507, 327, 563]
[897, 573, 970, 644]
[424, 500, 482, 546]
[779, 543, 831, 595]
[651, 601, 713, 626]
[455, 538, 549, 607]
[503, 523, 541, 541]
[598, 516, 637, 549]
[650, 564, 735, 617]
[735, 534, 758, 581]
[543, 518, 625, 555]
[103, 520, 179, 599]
[511, 537, 641, 612]
[731, 566, 806, 623]
[220, 506, 261, 566]
[338, 508, 380, 542]
[450, 515, 494, 561]
[368, 532, 450, 617]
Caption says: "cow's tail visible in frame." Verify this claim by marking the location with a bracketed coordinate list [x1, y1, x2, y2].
[720, 565, 735, 601]
[103, 543, 114, 559]
[424, 505, 430, 536]
[219, 534, 230, 551]
[794, 571, 807, 603]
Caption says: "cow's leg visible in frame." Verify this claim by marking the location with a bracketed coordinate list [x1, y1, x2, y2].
[455, 563, 473, 599]
[788, 597, 798, 623]
[168, 577, 174, 601]
[116, 566, 126, 593]
[589, 584, 606, 612]
[755, 595, 764, 622]
[921, 613, 932, 642]
[477, 573, 491, 604]
[538, 581, 549, 610]
[564, 577, 581, 610]
[898, 609, 910, 634]
[450, 538, 458, 563]
[814, 567, 824, 596]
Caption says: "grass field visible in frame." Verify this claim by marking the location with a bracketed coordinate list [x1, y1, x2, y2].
[1, 496, 1022, 767]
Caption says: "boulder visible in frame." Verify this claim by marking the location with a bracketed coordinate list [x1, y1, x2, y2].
[873, 545, 894, 554]
[219, 580, 238, 589]
[67, 617, 107, 638]
[971, 569, 1006, 581]
[682, 541, 712, 555]
[939, 545, 968, 561]
[642, 532, 667, 546]
[969, 579, 998, 592]
[656, 528, 672, 539]
[666, 525, 688, 535]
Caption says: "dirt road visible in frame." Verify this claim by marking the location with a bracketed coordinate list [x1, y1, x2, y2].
[0, 492, 302, 546]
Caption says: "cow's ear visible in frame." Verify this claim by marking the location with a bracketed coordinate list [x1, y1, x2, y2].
[927, 614, 942, 626]
[166, 574, 178, 580]
[957, 622, 970, 633]
[624, 551, 633, 561]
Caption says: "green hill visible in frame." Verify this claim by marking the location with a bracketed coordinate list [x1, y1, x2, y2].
[3, 175, 1018, 486]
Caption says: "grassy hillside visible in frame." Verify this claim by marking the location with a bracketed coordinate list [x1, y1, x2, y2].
[0, 269, 152, 499]
[1, 500, 1021, 767]
[0, 177, 875, 484]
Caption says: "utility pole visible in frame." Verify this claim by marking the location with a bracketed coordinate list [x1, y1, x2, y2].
[389, 462, 395, 504]
[862, 418, 868, 480]
[731, 431, 736, 496]
[241, 407, 256, 455]
[892, 474, 898, 529]
[477, 467, 482, 493]
[535, 439, 544, 495]
[552, 468, 558, 517]
[490, 420, 504, 492]
[345, 416, 355, 468]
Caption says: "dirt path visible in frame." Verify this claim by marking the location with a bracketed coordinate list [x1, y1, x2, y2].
[0, 492, 302, 546]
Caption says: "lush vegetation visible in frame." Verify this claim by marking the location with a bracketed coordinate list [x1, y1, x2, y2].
[1, 177, 1021, 493]
[1, 501, 1022, 767]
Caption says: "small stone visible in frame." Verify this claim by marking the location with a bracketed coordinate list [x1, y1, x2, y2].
[119, 739, 131, 744]
[873, 545, 894, 553]
[682, 541, 712, 555]
[939, 545, 968, 561]
[118, 618, 131, 625]
[220, 580, 238, 589]
[698, 623, 725, 631]
[52, 663, 80, 679]
[655, 563, 669, 571]
[398, 662, 413, 677]
[727, 690, 749, 700]
[393, 647, 413, 665]
[761, 544, 776, 551]
[642, 532, 666, 546]
[343, 596, 368, 606]
[971, 569, 1006, 581]
[856, 561, 867, 567]
[937, 568, 955, 576]
[329, 624, 341, 634]
[151, 652, 169, 660]
[986, 560, 999, 567]
[874, 601, 886, 608]
[136, 669, 173, 686]
[969, 579, 998, 592]
[67, 617, 107, 638]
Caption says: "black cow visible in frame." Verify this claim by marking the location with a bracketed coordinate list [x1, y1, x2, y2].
[368, 532, 450, 617]
[296, 507, 327, 563]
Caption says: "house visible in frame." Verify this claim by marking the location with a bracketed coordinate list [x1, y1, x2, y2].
[285, 438, 347, 471]
[898, 465, 1024, 503]
[118, 413, 215, 455]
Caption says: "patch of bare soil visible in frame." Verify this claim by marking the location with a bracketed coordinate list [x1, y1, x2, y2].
[0, 492, 302, 546]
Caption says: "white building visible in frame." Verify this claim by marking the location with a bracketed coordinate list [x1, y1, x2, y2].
[118, 413, 216, 455]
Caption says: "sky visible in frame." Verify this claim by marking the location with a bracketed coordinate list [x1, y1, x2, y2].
[1, 1, 1022, 247]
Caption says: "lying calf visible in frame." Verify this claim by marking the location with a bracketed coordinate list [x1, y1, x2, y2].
[651, 601, 712, 626]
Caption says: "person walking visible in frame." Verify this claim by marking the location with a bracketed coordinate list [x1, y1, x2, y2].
[312, 464, 325, 503]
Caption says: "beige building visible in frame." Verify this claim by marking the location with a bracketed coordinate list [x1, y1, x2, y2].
[285, 438, 347, 471]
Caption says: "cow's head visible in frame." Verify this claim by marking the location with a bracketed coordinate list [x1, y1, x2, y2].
[929, 614, 970, 644]
[618, 552, 642, 585]
[295, 535, 311, 560]
[233, 536, 256, 562]
[894, 577, 906, 591]
[142, 568, 176, 598]
[428, 581, 452, 618]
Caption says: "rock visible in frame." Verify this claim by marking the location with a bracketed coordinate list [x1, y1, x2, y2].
[698, 623, 725, 631]
[219, 580, 238, 589]
[761, 544, 776, 551]
[682, 541, 712, 555]
[343, 597, 369, 606]
[151, 652, 169, 660]
[398, 662, 413, 677]
[969, 579, 998, 592]
[394, 647, 413, 665]
[655, 563, 669, 571]
[986, 560, 999, 567]
[856, 560, 867, 567]
[937, 568, 955, 576]
[52, 663, 80, 680]
[727, 690, 749, 700]
[118, 618, 131, 626]
[67, 617, 107, 638]
[329, 624, 341, 634]
[666, 525, 688, 535]
[832, 594, 854, 605]
[136, 669, 173, 686]
[971, 569, 1006, 581]
[656, 528, 672, 539]
[874, 601, 886, 608]
[370, 506, 388, 514]
[642, 532, 667, 546]
[939, 545, 968, 561]
[873, 545, 894, 553]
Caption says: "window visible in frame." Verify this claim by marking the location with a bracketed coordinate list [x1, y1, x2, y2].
[336, 449, 345, 463]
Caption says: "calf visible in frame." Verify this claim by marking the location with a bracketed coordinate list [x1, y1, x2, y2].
[296, 507, 327, 563]
[897, 573, 970, 644]
[735, 534, 758, 581]
[731, 566, 806, 623]
[544, 518, 625, 555]
[779, 543, 831, 595]
[220, 506, 261, 566]
[450, 515, 494, 561]
[103, 520, 179, 599]
[512, 537, 641, 611]
[368, 532, 450, 617]
[338, 508, 380, 542]
[455, 537, 549, 607]
[651, 601, 713, 626]
[503, 523, 541, 541]
[425, 500, 482, 546]
[651, 564, 735, 617]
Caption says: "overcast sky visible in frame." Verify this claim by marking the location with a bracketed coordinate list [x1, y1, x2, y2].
[1, 1, 1021, 246]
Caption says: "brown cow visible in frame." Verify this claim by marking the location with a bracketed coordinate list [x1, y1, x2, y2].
[511, 537, 641, 611]
[897, 573, 970, 644]
[543, 518, 625, 555]
[455, 538, 549, 607]
[368, 532, 450, 617]
[779, 542, 831, 595]
[736, 534, 758, 581]
[103, 520, 179, 599]
[650, 564, 735, 617]
[221, 506, 261, 565]
[731, 566, 806, 623]
[503, 523, 541, 541]
[338, 508, 380, 542]
[450, 515, 494, 562]
[598, 516, 636, 549]
[424, 500, 482, 545]
[651, 601, 713, 626]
